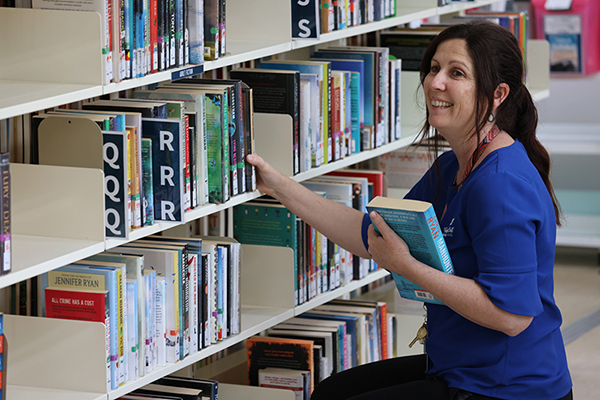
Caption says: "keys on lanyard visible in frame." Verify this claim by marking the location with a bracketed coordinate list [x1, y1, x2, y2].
[409, 304, 428, 348]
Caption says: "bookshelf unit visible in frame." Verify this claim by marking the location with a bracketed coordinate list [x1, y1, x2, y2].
[0, 1, 549, 399]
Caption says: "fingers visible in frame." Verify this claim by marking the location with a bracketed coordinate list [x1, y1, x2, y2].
[369, 211, 392, 237]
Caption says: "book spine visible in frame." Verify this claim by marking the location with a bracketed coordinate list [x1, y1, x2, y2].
[219, 0, 225, 57]
[124, 0, 132, 78]
[188, 0, 203, 64]
[175, 0, 183, 66]
[181, 250, 190, 358]
[225, 90, 238, 198]
[221, 92, 230, 202]
[131, 128, 142, 229]
[151, 0, 158, 73]
[184, 115, 191, 211]
[424, 206, 454, 275]
[0, 154, 9, 276]
[169, 0, 176, 67]
[116, 268, 125, 386]
[126, 280, 139, 380]
[189, 254, 198, 353]
[155, 276, 167, 366]
[141, 138, 154, 226]
[202, 253, 211, 348]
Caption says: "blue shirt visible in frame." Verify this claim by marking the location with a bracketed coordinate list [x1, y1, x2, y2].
[364, 141, 572, 399]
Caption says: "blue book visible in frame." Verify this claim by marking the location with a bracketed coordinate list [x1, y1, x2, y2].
[312, 50, 375, 151]
[141, 118, 185, 222]
[366, 197, 455, 305]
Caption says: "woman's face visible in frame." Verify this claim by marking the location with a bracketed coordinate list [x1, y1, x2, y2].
[423, 38, 478, 139]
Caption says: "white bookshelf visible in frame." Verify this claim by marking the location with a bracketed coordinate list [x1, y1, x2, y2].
[0, 0, 549, 399]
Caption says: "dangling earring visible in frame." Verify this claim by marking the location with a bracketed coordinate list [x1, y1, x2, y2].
[488, 113, 495, 123]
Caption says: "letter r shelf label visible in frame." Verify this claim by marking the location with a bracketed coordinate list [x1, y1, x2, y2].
[172, 65, 205, 82]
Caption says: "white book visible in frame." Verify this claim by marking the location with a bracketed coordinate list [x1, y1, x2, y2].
[259, 368, 308, 400]
[189, 253, 199, 354]
[156, 276, 167, 366]
[120, 245, 180, 364]
[126, 279, 139, 381]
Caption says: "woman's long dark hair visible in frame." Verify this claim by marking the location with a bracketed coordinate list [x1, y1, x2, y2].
[417, 20, 562, 225]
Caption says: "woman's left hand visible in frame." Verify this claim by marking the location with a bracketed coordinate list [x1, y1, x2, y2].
[367, 211, 414, 276]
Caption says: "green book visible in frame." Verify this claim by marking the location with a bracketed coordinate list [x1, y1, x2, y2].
[233, 202, 298, 305]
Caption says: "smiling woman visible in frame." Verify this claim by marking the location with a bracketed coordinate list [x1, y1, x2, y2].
[247, 20, 573, 400]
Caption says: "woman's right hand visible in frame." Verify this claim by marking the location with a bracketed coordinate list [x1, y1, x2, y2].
[246, 153, 288, 198]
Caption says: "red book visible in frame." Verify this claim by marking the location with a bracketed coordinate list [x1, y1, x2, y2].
[45, 286, 109, 323]
[184, 114, 191, 211]
[330, 75, 342, 161]
[326, 169, 385, 199]
[150, 0, 158, 73]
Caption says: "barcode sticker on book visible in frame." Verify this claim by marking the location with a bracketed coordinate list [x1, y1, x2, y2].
[414, 290, 435, 301]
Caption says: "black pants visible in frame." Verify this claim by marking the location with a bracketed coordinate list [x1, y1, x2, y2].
[310, 354, 573, 400]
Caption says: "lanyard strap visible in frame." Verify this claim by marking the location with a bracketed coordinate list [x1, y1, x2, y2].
[456, 124, 500, 186]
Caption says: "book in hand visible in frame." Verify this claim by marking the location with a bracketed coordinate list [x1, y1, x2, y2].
[366, 196, 454, 305]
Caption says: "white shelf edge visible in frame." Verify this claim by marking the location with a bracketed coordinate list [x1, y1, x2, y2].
[0, 234, 105, 290]
[293, 134, 419, 183]
[7, 385, 106, 400]
[0, 82, 103, 121]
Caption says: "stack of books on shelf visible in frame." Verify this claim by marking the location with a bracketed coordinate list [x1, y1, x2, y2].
[123, 375, 219, 400]
[33, 78, 256, 239]
[246, 298, 396, 398]
[380, 9, 529, 74]
[232, 169, 385, 307]
[40, 235, 241, 390]
[229, 45, 402, 176]
[292, 0, 398, 40]
[27, 0, 229, 84]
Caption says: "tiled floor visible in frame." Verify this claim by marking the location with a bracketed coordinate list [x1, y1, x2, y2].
[554, 246, 600, 399]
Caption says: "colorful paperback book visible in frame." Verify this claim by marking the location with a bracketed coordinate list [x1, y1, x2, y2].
[312, 49, 375, 151]
[311, 58, 364, 154]
[0, 153, 9, 276]
[126, 279, 140, 381]
[366, 196, 455, 304]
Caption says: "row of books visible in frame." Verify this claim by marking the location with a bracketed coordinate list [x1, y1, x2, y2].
[41, 234, 241, 391]
[292, 0, 398, 40]
[118, 375, 219, 400]
[28, 0, 225, 84]
[246, 298, 397, 398]
[34, 77, 257, 239]
[230, 45, 402, 175]
[233, 169, 385, 306]
[380, 10, 529, 72]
